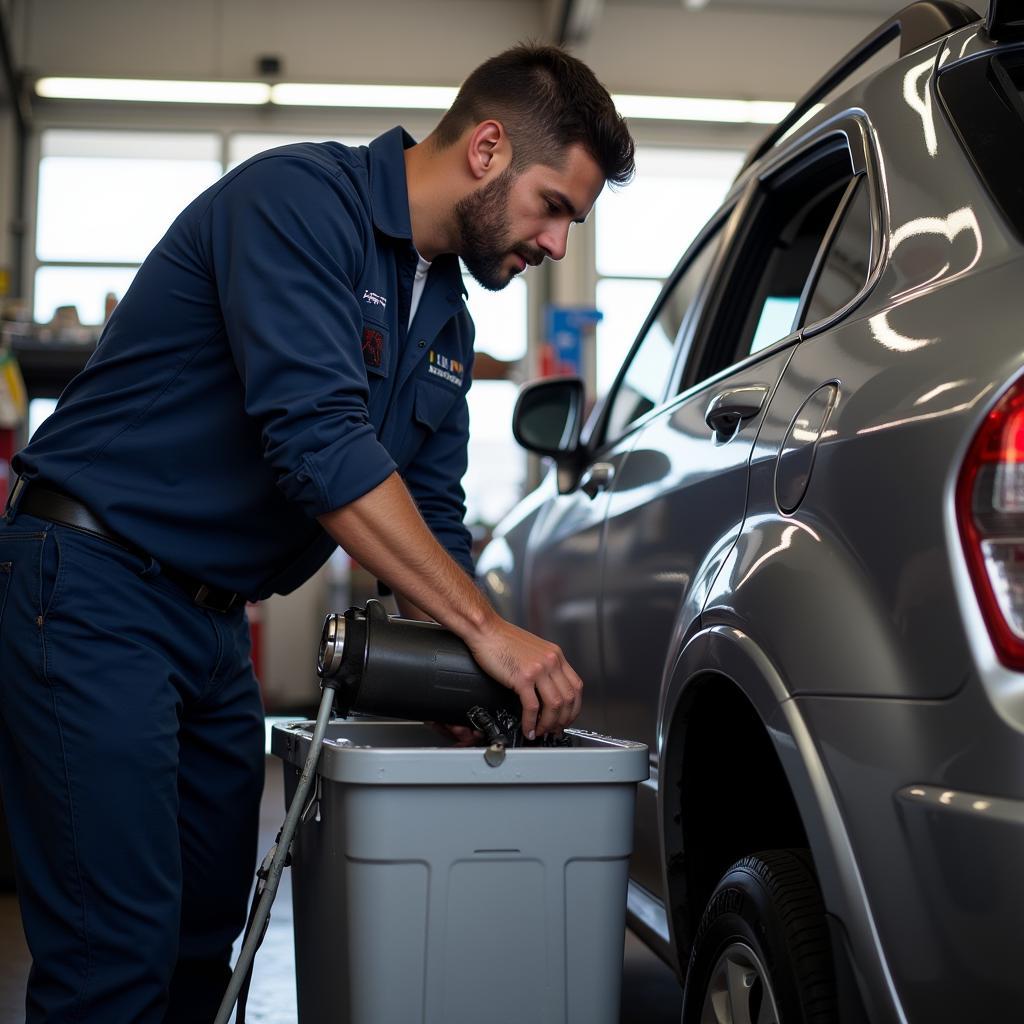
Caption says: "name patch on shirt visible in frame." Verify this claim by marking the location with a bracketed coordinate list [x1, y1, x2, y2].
[363, 290, 387, 310]
[427, 350, 464, 387]
[362, 326, 385, 368]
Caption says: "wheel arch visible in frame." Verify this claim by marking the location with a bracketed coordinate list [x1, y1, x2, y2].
[658, 625, 904, 1024]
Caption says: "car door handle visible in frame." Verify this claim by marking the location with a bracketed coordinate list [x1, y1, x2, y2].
[705, 386, 770, 442]
[580, 462, 615, 499]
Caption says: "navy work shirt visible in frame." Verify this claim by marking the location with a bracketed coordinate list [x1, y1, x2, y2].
[15, 127, 476, 599]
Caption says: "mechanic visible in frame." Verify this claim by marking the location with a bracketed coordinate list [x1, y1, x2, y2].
[0, 43, 634, 1024]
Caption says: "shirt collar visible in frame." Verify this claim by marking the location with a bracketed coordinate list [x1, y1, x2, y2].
[367, 126, 469, 300]
[367, 126, 416, 242]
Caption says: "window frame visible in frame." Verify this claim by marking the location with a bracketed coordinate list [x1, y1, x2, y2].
[679, 117, 879, 395]
[781, 117, 885, 340]
[580, 114, 885, 462]
[796, 171, 869, 331]
[31, 127, 229, 324]
[583, 115, 883, 459]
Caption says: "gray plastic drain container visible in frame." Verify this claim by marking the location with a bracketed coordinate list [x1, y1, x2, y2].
[272, 719, 649, 1024]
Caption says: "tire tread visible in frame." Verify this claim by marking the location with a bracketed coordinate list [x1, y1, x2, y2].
[683, 847, 838, 1023]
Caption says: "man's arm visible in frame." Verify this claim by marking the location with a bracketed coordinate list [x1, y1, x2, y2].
[318, 471, 581, 738]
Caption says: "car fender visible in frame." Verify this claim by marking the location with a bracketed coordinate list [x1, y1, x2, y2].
[658, 625, 907, 1024]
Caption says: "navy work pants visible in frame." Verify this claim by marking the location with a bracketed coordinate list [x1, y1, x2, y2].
[0, 510, 265, 1023]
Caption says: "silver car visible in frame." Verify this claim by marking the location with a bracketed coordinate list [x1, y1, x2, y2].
[477, 3, 1024, 1021]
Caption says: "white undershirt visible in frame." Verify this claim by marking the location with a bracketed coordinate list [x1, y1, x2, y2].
[408, 253, 432, 328]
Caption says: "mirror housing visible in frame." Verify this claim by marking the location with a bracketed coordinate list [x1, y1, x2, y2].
[512, 376, 585, 459]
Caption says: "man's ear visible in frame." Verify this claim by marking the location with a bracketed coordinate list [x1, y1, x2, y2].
[466, 120, 509, 180]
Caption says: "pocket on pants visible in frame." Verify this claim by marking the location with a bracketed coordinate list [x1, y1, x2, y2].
[38, 531, 64, 623]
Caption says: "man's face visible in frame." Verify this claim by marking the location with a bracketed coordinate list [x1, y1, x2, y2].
[454, 143, 605, 291]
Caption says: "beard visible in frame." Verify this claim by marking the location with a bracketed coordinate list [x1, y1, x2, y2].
[453, 167, 542, 291]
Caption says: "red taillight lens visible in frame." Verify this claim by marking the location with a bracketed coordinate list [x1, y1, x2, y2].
[957, 381, 1024, 669]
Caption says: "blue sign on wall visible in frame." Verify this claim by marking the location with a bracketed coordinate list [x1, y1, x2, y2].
[543, 306, 603, 377]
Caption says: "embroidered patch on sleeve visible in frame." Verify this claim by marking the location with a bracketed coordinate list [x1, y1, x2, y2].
[362, 326, 384, 369]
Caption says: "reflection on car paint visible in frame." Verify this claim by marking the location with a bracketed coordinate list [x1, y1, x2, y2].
[890, 205, 983, 295]
[855, 382, 993, 437]
[902, 56, 939, 156]
[868, 312, 935, 352]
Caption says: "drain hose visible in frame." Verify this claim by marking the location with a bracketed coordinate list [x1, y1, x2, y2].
[213, 680, 337, 1024]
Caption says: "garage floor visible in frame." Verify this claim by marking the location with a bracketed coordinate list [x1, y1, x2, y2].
[0, 757, 682, 1023]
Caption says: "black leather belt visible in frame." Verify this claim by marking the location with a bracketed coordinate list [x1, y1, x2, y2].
[14, 482, 243, 613]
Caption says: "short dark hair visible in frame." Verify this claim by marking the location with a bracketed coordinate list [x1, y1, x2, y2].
[433, 44, 635, 187]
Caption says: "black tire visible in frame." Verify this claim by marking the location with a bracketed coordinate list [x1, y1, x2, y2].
[681, 849, 837, 1024]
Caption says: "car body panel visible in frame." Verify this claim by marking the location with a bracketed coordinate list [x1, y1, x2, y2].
[601, 346, 794, 894]
[480, 13, 1024, 1022]
[798, 686, 1024, 1022]
[658, 627, 907, 1024]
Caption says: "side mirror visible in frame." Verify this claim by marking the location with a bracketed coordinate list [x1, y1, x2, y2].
[512, 376, 585, 459]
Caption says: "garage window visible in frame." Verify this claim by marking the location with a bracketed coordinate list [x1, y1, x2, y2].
[594, 147, 743, 396]
[34, 130, 223, 324]
[462, 274, 528, 527]
[603, 222, 724, 442]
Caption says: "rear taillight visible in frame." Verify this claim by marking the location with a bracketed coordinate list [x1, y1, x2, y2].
[957, 379, 1024, 670]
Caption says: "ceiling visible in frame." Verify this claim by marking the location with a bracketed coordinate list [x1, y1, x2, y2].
[606, 0, 958, 16]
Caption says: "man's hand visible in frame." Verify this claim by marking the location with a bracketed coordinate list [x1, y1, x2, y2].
[319, 472, 584, 736]
[463, 615, 582, 739]
[392, 588, 581, 738]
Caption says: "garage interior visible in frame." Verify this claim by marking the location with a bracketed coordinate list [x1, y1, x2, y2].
[0, 1, 936, 1021]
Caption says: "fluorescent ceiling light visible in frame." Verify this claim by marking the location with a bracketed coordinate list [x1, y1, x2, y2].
[271, 83, 458, 109]
[36, 77, 271, 104]
[34, 76, 792, 125]
[612, 93, 793, 124]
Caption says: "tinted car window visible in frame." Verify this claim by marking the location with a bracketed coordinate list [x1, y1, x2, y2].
[686, 144, 855, 389]
[604, 227, 721, 441]
[737, 178, 848, 358]
[802, 175, 871, 326]
[938, 49, 1024, 238]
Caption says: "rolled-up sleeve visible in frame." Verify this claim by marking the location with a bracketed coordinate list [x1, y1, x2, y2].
[204, 154, 396, 517]
[403, 345, 476, 576]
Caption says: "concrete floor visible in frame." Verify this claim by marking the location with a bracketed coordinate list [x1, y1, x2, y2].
[0, 757, 682, 1023]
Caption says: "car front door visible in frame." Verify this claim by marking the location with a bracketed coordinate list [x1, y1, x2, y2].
[522, 213, 732, 734]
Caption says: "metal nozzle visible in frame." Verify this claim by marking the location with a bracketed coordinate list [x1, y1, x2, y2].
[318, 613, 346, 679]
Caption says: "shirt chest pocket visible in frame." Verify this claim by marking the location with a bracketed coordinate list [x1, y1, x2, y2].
[414, 377, 459, 431]
[395, 378, 460, 469]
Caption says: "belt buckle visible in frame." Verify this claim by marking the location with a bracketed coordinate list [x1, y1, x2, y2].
[193, 584, 239, 614]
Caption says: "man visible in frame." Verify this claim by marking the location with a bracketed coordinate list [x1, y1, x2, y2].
[0, 44, 635, 1022]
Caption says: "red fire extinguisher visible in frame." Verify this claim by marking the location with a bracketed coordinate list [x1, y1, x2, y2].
[0, 352, 28, 507]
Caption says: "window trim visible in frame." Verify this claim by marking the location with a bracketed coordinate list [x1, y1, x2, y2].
[796, 171, 866, 331]
[769, 113, 886, 341]
[681, 115, 883, 389]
